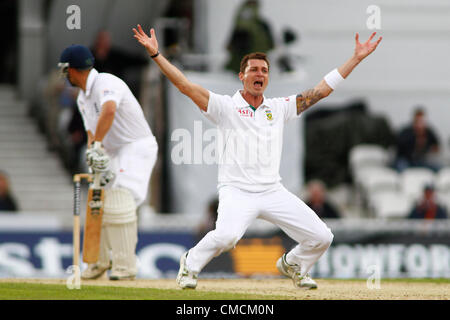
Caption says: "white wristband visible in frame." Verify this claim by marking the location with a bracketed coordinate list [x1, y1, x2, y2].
[324, 68, 344, 90]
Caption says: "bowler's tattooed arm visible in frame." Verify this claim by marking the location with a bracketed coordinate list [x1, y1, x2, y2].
[296, 80, 331, 115]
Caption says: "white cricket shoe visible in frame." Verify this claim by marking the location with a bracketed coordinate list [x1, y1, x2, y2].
[81, 262, 111, 280]
[109, 268, 136, 281]
[176, 251, 198, 289]
[276, 253, 318, 290]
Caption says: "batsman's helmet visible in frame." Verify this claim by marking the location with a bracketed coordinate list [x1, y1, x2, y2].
[58, 44, 95, 70]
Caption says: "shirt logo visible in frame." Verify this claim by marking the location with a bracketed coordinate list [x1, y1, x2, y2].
[265, 109, 273, 121]
[238, 107, 254, 118]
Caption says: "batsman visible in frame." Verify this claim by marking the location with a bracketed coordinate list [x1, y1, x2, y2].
[58, 45, 158, 280]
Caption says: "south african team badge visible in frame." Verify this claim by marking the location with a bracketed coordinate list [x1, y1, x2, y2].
[265, 109, 273, 121]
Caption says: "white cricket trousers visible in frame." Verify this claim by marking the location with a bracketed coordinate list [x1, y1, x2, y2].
[186, 185, 334, 277]
[108, 135, 158, 206]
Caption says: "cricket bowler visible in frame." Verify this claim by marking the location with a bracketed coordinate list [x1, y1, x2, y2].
[133, 25, 381, 289]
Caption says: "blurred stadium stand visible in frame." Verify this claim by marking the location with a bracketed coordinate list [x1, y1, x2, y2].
[0, 85, 73, 213]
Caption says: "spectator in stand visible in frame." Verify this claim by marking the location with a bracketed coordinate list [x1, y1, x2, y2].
[305, 180, 341, 219]
[409, 184, 447, 220]
[225, 0, 275, 74]
[43, 73, 82, 173]
[43, 71, 79, 152]
[0, 171, 18, 212]
[394, 107, 441, 172]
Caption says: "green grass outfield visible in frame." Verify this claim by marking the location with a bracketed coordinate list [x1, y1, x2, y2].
[0, 278, 448, 300]
[0, 282, 284, 300]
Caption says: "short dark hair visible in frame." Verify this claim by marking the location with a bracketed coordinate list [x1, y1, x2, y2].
[239, 52, 270, 74]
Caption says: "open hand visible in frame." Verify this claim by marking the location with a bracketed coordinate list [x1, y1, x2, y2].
[132, 24, 159, 56]
[354, 32, 382, 61]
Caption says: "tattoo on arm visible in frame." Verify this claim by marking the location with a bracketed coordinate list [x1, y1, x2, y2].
[296, 89, 324, 115]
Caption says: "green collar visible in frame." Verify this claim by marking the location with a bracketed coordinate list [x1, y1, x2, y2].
[248, 104, 256, 111]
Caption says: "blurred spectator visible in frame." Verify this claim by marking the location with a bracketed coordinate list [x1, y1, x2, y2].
[196, 197, 219, 240]
[42, 71, 83, 173]
[305, 180, 341, 219]
[43, 71, 78, 151]
[225, 0, 275, 74]
[408, 184, 447, 219]
[91, 30, 148, 97]
[0, 171, 18, 212]
[393, 107, 441, 172]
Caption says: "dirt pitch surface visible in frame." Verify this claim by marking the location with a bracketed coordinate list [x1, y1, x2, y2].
[1, 278, 448, 300]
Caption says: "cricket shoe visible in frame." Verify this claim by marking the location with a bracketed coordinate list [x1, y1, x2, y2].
[81, 261, 111, 280]
[276, 253, 317, 290]
[176, 251, 198, 289]
[109, 268, 136, 281]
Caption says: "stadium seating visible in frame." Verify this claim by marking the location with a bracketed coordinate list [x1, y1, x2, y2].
[435, 167, 450, 211]
[358, 166, 400, 194]
[0, 85, 74, 212]
[350, 144, 390, 184]
[369, 190, 415, 219]
[349, 143, 450, 218]
[400, 168, 436, 202]
[435, 167, 450, 193]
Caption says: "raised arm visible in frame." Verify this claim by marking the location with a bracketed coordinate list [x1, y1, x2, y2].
[133, 25, 209, 112]
[296, 32, 382, 115]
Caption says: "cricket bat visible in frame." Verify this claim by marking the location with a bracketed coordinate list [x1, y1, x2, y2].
[73, 173, 92, 268]
[82, 171, 105, 263]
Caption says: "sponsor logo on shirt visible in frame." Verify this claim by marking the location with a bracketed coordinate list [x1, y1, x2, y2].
[265, 109, 273, 121]
[238, 107, 254, 118]
[103, 89, 114, 96]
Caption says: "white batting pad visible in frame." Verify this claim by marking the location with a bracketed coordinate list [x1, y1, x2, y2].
[105, 221, 138, 275]
[103, 188, 137, 224]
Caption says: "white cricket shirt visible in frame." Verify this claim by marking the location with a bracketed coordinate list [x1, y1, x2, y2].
[203, 90, 301, 192]
[77, 68, 155, 152]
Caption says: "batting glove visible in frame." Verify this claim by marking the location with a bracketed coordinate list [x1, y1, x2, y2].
[99, 170, 115, 187]
[86, 141, 110, 173]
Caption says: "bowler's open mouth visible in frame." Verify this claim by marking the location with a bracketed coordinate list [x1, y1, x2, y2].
[254, 81, 263, 88]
